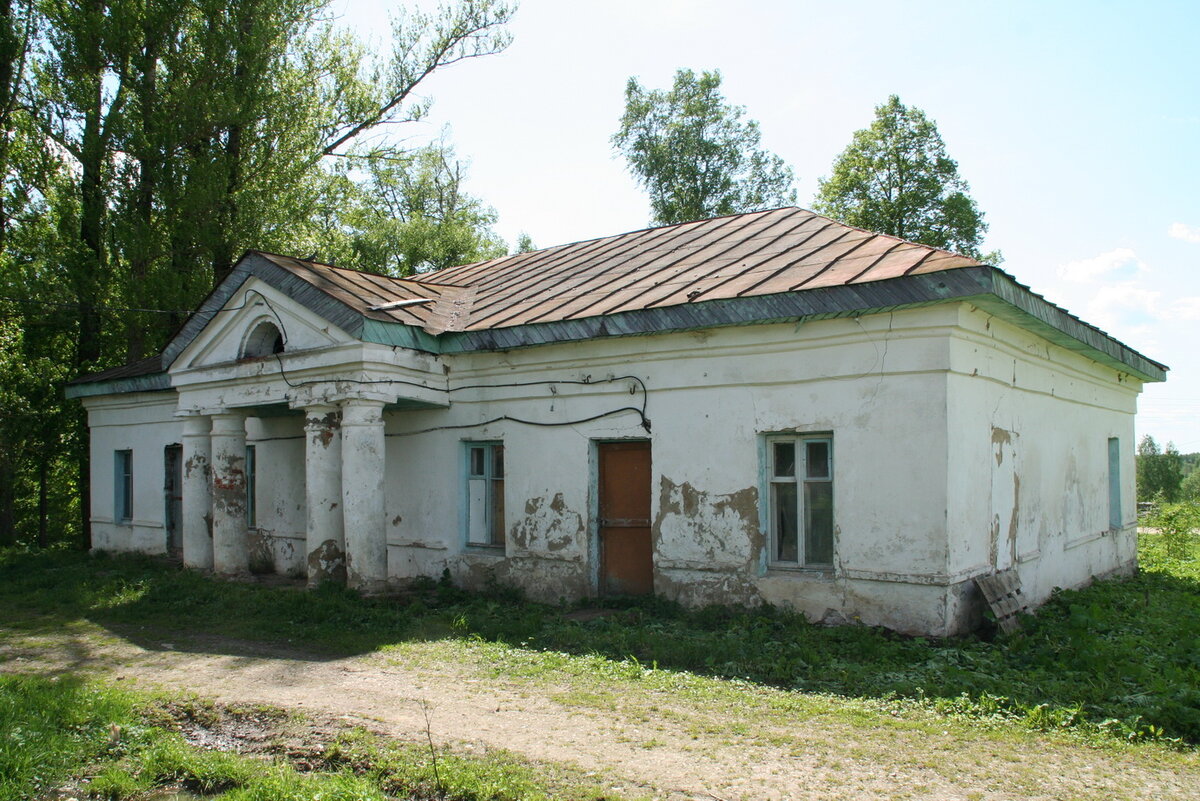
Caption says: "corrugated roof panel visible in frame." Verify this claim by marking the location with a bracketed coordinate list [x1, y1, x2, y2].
[522, 212, 776, 323]
[474, 214, 747, 329]
[639, 212, 822, 308]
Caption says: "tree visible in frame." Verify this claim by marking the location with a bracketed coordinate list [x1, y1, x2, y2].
[513, 232, 535, 253]
[1137, 435, 1184, 503]
[0, 0, 515, 547]
[814, 95, 993, 260]
[330, 141, 506, 275]
[1181, 468, 1200, 503]
[613, 68, 795, 226]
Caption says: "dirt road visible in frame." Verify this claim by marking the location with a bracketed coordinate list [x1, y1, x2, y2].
[4, 626, 1196, 801]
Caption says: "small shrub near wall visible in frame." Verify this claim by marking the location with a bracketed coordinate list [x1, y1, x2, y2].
[1147, 501, 1200, 559]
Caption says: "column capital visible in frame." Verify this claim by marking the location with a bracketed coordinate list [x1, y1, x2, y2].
[340, 397, 386, 427]
[180, 414, 211, 437]
[210, 411, 248, 434]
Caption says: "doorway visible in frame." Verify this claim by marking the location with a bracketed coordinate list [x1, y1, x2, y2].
[164, 444, 183, 555]
[597, 440, 653, 596]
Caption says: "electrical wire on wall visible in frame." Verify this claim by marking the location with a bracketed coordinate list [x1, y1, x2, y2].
[234, 289, 651, 435]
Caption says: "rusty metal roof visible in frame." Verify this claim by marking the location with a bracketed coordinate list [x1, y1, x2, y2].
[256, 208, 981, 336]
[67, 207, 1169, 393]
[404, 207, 980, 333]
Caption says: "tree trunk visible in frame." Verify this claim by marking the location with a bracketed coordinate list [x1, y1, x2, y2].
[72, 0, 109, 549]
[36, 453, 47, 548]
[0, 452, 14, 546]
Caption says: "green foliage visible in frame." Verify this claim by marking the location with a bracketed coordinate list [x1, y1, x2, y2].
[513, 232, 536, 254]
[1137, 435, 1185, 502]
[0, 0, 514, 548]
[1147, 501, 1200, 559]
[1181, 468, 1200, 503]
[814, 95, 993, 260]
[328, 141, 506, 275]
[0, 675, 139, 800]
[613, 68, 796, 225]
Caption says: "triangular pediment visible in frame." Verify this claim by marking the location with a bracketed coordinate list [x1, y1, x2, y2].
[172, 277, 355, 372]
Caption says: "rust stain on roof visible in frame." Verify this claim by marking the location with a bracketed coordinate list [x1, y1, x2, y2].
[255, 208, 981, 335]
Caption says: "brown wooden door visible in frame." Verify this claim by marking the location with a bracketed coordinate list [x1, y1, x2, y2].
[598, 441, 653, 596]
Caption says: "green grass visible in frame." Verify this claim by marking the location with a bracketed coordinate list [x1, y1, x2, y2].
[0, 674, 626, 801]
[2, 530, 1199, 749]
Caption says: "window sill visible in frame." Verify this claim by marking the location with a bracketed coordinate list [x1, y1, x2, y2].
[766, 564, 834, 579]
[465, 544, 506, 556]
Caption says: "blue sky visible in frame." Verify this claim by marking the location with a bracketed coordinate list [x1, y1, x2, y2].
[333, 0, 1200, 451]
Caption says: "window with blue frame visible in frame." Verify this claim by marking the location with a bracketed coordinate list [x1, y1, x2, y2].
[115, 450, 133, 523]
[465, 442, 505, 547]
[767, 435, 833, 567]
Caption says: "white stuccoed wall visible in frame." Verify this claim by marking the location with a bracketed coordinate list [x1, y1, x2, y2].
[79, 298, 1146, 636]
[943, 305, 1140, 628]
[83, 392, 181, 554]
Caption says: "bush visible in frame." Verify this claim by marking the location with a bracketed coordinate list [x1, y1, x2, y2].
[1148, 501, 1200, 559]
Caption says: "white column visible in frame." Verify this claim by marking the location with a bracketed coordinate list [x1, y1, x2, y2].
[304, 404, 345, 586]
[210, 412, 248, 576]
[180, 414, 213, 570]
[340, 399, 387, 593]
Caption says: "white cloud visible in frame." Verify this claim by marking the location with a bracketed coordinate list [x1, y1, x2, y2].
[1168, 222, 1200, 243]
[1084, 282, 1200, 334]
[1057, 248, 1146, 283]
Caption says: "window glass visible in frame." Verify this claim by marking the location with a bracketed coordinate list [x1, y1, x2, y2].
[767, 435, 833, 567]
[804, 481, 834, 565]
[1107, 437, 1121, 529]
[115, 450, 133, 522]
[466, 442, 504, 546]
[773, 442, 795, 478]
[806, 440, 830, 479]
[772, 481, 798, 562]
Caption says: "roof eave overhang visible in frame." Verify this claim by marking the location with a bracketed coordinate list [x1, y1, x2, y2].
[65, 372, 171, 399]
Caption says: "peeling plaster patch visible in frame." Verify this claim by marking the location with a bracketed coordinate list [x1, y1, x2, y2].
[183, 454, 209, 480]
[307, 539, 346, 585]
[306, 411, 340, 449]
[991, 427, 1011, 465]
[652, 477, 760, 571]
[509, 493, 584, 559]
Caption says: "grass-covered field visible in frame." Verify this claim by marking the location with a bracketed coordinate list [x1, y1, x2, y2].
[1, 531, 1198, 798]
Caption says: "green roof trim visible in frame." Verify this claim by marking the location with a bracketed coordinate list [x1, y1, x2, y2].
[361, 266, 1166, 383]
[65, 372, 171, 399]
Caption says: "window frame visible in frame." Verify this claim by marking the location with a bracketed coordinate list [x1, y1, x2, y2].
[464, 441, 505, 548]
[245, 444, 257, 528]
[1107, 437, 1121, 530]
[765, 434, 834, 569]
[114, 449, 133, 524]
